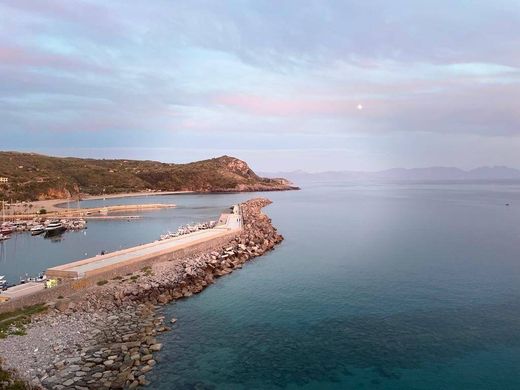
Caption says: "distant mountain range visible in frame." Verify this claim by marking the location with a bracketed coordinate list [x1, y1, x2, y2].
[260, 166, 520, 182]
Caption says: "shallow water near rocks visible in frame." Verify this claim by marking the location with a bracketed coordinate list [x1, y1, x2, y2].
[146, 181, 520, 389]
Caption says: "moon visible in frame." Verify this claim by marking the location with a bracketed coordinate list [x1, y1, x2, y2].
[357, 104, 363, 110]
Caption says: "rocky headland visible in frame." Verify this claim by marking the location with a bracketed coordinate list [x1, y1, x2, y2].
[0, 152, 298, 201]
[0, 198, 283, 389]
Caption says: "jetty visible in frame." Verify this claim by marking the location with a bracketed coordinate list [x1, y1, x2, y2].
[46, 212, 241, 279]
[64, 203, 176, 217]
[0, 203, 176, 221]
[0, 207, 241, 309]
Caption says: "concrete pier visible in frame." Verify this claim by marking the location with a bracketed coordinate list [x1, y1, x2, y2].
[46, 211, 241, 279]
[0, 208, 241, 308]
[0, 282, 45, 301]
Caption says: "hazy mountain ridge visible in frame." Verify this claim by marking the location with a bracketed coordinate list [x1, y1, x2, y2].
[0, 152, 297, 201]
[261, 166, 520, 182]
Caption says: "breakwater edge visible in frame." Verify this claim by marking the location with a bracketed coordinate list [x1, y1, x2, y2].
[0, 198, 282, 389]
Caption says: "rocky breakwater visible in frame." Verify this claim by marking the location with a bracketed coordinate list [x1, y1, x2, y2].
[113, 198, 283, 306]
[0, 198, 282, 389]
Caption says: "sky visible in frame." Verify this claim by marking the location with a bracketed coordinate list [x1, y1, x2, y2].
[1, 0, 520, 172]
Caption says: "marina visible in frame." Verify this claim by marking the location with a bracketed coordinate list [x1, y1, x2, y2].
[0, 193, 253, 277]
[0, 218, 87, 237]
[0, 203, 242, 304]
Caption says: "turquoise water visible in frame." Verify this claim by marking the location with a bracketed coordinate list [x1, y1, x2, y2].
[3, 182, 520, 388]
[143, 181, 520, 389]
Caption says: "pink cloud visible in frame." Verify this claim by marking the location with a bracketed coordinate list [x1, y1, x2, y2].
[213, 81, 520, 136]
[2, 0, 118, 34]
[0, 45, 111, 73]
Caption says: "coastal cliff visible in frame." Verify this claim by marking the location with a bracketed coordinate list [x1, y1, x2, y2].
[0, 198, 282, 389]
[0, 152, 298, 201]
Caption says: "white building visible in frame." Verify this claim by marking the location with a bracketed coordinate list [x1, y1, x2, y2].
[0, 177, 8, 183]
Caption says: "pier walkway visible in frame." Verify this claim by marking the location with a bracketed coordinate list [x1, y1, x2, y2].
[45, 211, 241, 279]
[0, 208, 241, 305]
[0, 282, 44, 301]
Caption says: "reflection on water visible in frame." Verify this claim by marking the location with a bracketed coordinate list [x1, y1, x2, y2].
[45, 234, 64, 243]
[0, 242, 6, 265]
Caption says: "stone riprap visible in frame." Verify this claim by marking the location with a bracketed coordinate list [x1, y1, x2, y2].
[0, 198, 283, 389]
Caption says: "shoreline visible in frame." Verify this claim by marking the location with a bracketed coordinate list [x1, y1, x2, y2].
[3, 187, 297, 218]
[13, 191, 194, 214]
[0, 198, 283, 389]
[1, 191, 190, 220]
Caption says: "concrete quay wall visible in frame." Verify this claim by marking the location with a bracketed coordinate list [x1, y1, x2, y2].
[0, 232, 237, 314]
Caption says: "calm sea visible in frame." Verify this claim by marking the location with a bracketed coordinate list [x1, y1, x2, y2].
[3, 181, 520, 389]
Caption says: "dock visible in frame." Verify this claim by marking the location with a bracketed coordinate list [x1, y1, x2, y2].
[46, 211, 241, 279]
[0, 209, 241, 308]
[59, 203, 176, 217]
[1, 203, 176, 220]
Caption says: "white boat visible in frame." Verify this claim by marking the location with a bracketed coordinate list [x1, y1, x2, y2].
[44, 221, 66, 236]
[30, 224, 45, 236]
[34, 272, 47, 283]
[19, 272, 47, 283]
[0, 233, 9, 241]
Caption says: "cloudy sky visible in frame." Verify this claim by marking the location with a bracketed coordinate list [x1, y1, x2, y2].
[1, 0, 520, 171]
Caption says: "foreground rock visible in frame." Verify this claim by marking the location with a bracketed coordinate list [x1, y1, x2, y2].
[0, 198, 283, 389]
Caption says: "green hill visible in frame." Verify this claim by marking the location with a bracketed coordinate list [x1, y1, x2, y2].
[0, 152, 297, 201]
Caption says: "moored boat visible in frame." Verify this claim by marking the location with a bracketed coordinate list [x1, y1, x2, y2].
[0, 226, 13, 235]
[44, 220, 66, 237]
[30, 224, 45, 236]
[19, 272, 47, 284]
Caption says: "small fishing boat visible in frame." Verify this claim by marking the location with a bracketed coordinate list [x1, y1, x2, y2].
[19, 274, 30, 284]
[0, 233, 9, 241]
[20, 272, 47, 284]
[34, 272, 47, 282]
[30, 224, 45, 236]
[0, 275, 6, 288]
